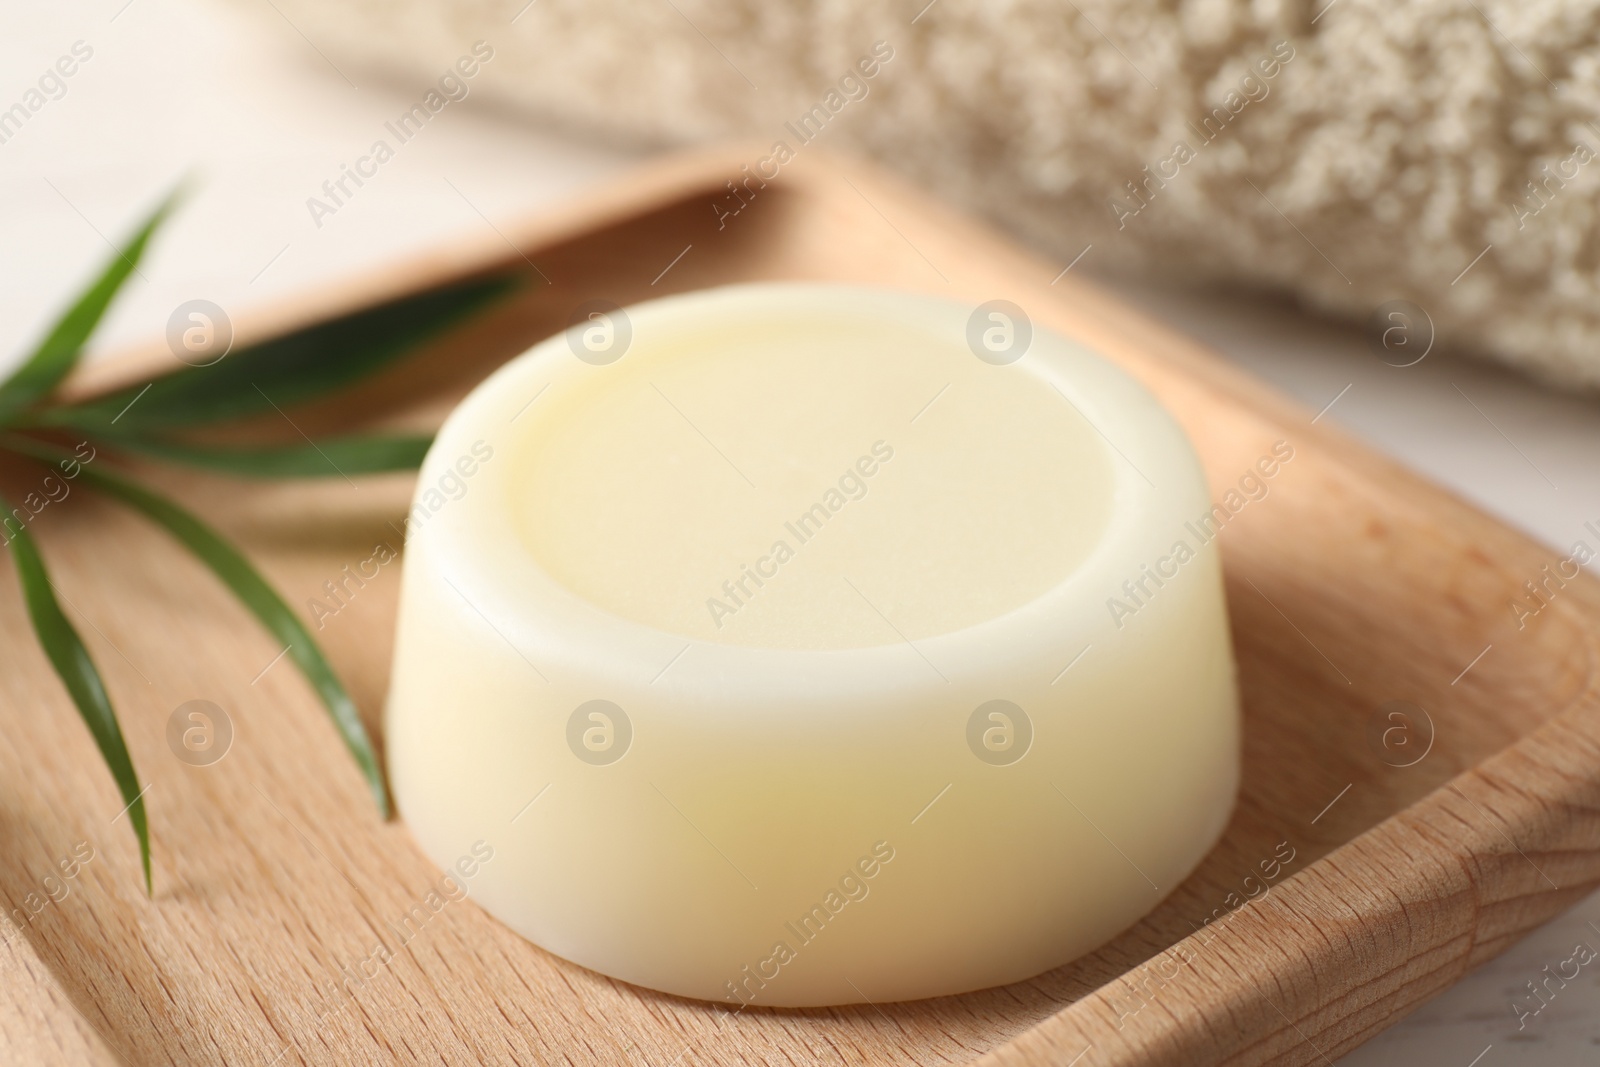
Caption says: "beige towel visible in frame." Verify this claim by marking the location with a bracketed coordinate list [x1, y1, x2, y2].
[255, 0, 1600, 390]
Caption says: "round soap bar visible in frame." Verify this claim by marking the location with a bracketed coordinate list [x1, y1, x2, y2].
[385, 283, 1238, 1007]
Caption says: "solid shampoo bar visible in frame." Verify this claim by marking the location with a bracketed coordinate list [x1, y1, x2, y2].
[385, 283, 1239, 1006]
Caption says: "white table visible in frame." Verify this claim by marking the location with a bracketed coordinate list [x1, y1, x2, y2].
[5, 0, 1599, 1062]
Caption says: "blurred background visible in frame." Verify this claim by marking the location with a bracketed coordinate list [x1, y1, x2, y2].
[8, 0, 1600, 1062]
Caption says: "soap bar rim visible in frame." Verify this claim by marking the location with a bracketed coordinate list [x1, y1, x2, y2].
[408, 282, 1209, 685]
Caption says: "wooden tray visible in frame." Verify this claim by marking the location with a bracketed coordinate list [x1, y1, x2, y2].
[4, 146, 1600, 1067]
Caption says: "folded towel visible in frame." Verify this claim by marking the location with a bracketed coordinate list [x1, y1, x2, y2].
[251, 0, 1600, 390]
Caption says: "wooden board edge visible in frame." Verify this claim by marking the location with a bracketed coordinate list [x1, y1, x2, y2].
[57, 142, 778, 403]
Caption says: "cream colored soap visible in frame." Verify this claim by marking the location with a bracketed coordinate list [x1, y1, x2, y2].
[385, 284, 1239, 1007]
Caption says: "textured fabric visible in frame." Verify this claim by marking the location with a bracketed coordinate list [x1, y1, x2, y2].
[257, 0, 1600, 389]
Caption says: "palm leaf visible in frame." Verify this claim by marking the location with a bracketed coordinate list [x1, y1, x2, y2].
[96, 432, 433, 479]
[1, 492, 150, 892]
[0, 205, 517, 893]
[36, 274, 521, 435]
[0, 191, 177, 426]
[6, 437, 390, 816]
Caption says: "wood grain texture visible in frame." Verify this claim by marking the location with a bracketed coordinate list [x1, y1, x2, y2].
[4, 145, 1599, 1066]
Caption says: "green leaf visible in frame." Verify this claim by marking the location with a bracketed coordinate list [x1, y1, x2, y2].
[37, 273, 521, 435]
[0, 190, 178, 427]
[96, 432, 433, 479]
[0, 492, 150, 893]
[4, 437, 390, 816]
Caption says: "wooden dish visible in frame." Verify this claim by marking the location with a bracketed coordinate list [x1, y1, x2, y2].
[4, 146, 1599, 1067]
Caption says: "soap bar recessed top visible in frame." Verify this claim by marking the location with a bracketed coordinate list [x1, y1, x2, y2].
[385, 283, 1239, 1007]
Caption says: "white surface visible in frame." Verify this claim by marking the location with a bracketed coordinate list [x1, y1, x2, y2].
[5, 0, 1600, 1060]
[0, 0, 634, 369]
